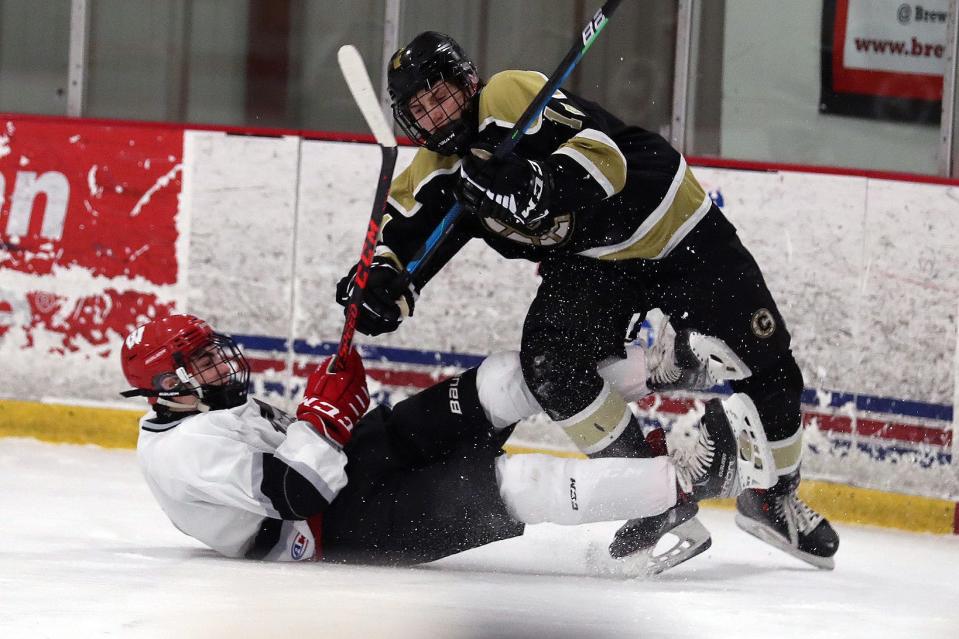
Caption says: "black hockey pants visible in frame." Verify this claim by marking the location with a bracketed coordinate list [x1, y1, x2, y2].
[521, 205, 804, 443]
[322, 369, 523, 566]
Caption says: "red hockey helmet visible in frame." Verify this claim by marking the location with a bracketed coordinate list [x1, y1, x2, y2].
[120, 314, 250, 410]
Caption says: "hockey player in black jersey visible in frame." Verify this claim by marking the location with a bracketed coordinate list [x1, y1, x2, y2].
[334, 31, 839, 569]
[121, 313, 774, 572]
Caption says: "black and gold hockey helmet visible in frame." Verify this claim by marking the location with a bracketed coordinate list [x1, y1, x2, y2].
[387, 31, 480, 156]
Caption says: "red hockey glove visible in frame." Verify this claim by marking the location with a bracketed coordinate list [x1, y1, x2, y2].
[296, 347, 370, 447]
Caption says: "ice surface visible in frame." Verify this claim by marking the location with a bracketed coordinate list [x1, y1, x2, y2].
[1, 438, 957, 639]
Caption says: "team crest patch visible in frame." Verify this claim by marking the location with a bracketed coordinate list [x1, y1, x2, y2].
[479, 212, 573, 247]
[291, 533, 311, 561]
[751, 308, 776, 338]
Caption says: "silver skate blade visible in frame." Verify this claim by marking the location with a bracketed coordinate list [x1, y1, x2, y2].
[722, 393, 777, 492]
[735, 513, 835, 570]
[643, 517, 712, 576]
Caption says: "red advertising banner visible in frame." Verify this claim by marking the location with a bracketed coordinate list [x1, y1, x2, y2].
[821, 0, 946, 123]
[0, 117, 183, 352]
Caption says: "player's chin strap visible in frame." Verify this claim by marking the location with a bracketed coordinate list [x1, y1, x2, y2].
[121, 360, 211, 412]
[120, 387, 211, 413]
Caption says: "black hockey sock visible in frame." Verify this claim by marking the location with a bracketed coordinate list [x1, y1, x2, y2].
[587, 414, 656, 459]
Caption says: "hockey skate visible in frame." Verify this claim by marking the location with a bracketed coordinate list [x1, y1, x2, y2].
[644, 312, 751, 392]
[735, 470, 839, 570]
[610, 394, 776, 575]
[609, 497, 710, 576]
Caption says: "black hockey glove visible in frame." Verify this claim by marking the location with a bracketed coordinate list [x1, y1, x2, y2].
[335, 256, 416, 337]
[457, 144, 553, 231]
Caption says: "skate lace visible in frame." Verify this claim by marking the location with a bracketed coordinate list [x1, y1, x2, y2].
[775, 492, 823, 535]
[648, 329, 681, 387]
[671, 428, 714, 494]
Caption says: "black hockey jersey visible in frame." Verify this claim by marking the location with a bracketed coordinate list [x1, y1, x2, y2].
[379, 70, 713, 286]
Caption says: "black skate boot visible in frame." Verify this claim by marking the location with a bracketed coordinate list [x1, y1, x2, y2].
[608, 399, 734, 573]
[645, 314, 751, 392]
[608, 496, 709, 576]
[735, 470, 839, 570]
[610, 395, 777, 574]
[607, 423, 710, 575]
[671, 398, 740, 501]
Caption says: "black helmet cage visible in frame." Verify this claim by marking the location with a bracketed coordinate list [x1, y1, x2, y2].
[388, 32, 480, 156]
[179, 333, 251, 410]
[124, 333, 252, 410]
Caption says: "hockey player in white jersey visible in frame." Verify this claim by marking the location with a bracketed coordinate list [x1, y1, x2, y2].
[121, 314, 773, 572]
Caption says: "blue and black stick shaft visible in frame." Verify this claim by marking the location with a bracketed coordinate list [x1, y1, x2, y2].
[397, 0, 624, 290]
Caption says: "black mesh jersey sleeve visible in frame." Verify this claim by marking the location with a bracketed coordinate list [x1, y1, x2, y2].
[259, 453, 332, 520]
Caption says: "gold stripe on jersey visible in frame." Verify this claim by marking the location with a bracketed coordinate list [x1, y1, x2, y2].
[578, 157, 712, 261]
[554, 383, 633, 455]
[553, 128, 627, 197]
[478, 70, 562, 135]
[543, 105, 583, 130]
[386, 149, 461, 217]
[478, 70, 627, 200]
[770, 427, 804, 476]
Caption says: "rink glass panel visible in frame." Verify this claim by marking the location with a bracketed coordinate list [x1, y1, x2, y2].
[685, 0, 942, 175]
[0, 0, 70, 116]
[77, 0, 384, 133]
[397, 0, 677, 136]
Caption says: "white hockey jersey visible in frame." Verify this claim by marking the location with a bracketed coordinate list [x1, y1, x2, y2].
[136, 398, 348, 561]
[136, 345, 657, 563]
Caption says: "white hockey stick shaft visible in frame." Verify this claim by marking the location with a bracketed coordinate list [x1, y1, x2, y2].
[337, 45, 397, 148]
[333, 45, 399, 371]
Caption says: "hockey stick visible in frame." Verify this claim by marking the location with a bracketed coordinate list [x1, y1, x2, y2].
[396, 0, 623, 290]
[333, 44, 399, 372]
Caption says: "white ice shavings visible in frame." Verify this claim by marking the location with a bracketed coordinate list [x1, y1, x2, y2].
[802, 421, 959, 499]
[19, 156, 29, 167]
[87, 165, 104, 198]
[0, 134, 10, 159]
[69, 135, 80, 144]
[130, 164, 182, 217]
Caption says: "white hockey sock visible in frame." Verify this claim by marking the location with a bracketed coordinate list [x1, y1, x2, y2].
[598, 343, 651, 402]
[495, 454, 678, 525]
[475, 346, 652, 431]
[476, 351, 543, 430]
